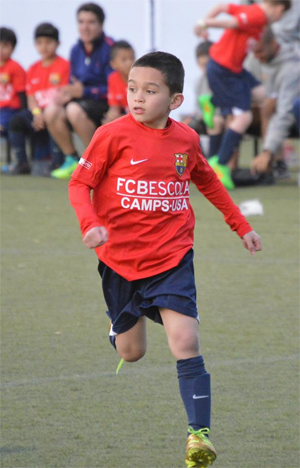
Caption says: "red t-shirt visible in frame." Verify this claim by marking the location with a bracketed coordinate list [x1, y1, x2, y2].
[107, 71, 128, 111]
[69, 114, 252, 281]
[0, 58, 26, 109]
[210, 3, 267, 73]
[26, 55, 70, 109]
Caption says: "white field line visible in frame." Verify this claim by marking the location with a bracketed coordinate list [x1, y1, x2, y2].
[1, 354, 298, 389]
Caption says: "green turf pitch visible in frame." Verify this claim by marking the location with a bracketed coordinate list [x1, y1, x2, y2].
[1, 164, 299, 467]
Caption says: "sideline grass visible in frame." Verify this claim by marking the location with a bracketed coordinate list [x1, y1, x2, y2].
[1, 167, 299, 467]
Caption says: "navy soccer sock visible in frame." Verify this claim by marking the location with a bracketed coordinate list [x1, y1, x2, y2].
[209, 133, 223, 158]
[218, 128, 242, 165]
[177, 355, 211, 431]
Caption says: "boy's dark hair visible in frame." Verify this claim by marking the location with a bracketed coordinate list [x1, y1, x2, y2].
[110, 40, 134, 61]
[34, 23, 59, 41]
[0, 27, 17, 48]
[77, 3, 105, 24]
[195, 41, 213, 58]
[263, 0, 291, 11]
[132, 51, 184, 95]
[259, 26, 276, 45]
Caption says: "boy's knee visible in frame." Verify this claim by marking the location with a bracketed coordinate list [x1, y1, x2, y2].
[169, 329, 199, 359]
[65, 102, 85, 124]
[44, 105, 66, 125]
[9, 114, 28, 133]
[117, 342, 147, 363]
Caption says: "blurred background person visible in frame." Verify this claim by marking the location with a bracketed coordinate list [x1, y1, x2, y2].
[250, 26, 300, 175]
[4, 23, 69, 176]
[194, 0, 291, 190]
[0, 27, 26, 171]
[181, 40, 225, 160]
[102, 40, 135, 124]
[44, 2, 114, 180]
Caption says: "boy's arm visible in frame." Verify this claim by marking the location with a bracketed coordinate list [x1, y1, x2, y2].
[27, 94, 45, 131]
[102, 105, 122, 124]
[69, 178, 108, 248]
[18, 92, 27, 109]
[191, 155, 261, 255]
[195, 3, 238, 36]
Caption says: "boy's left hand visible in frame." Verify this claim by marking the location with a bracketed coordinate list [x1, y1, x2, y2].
[242, 230, 262, 256]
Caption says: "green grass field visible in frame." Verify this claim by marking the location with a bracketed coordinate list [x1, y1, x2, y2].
[1, 145, 299, 468]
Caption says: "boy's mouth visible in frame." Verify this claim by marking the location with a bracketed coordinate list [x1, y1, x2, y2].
[133, 107, 145, 114]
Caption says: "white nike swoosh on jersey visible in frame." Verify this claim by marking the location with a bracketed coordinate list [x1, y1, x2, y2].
[193, 395, 209, 399]
[130, 158, 148, 165]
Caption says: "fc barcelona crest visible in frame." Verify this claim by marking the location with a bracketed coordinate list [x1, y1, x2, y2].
[174, 153, 188, 176]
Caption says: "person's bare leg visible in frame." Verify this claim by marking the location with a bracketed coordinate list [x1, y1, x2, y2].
[159, 308, 199, 360]
[228, 111, 252, 134]
[115, 316, 147, 362]
[44, 105, 76, 155]
[66, 102, 96, 146]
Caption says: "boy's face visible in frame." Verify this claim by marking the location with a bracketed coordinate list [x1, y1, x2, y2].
[127, 66, 183, 129]
[0, 41, 14, 63]
[77, 11, 103, 44]
[266, 4, 286, 22]
[35, 37, 59, 61]
[111, 48, 135, 79]
[197, 55, 209, 73]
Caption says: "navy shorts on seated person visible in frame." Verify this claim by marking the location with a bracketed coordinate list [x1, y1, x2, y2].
[98, 249, 199, 335]
[207, 58, 260, 115]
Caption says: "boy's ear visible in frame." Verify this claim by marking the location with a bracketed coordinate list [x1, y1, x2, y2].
[170, 93, 184, 110]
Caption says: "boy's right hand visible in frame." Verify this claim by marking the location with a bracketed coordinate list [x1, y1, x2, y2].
[82, 226, 109, 249]
[32, 114, 45, 131]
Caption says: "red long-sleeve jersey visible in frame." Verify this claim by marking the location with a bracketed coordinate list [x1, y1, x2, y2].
[69, 114, 252, 281]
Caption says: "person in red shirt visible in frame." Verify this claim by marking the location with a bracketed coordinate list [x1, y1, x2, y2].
[6, 23, 69, 176]
[69, 51, 262, 467]
[0, 28, 26, 135]
[194, 0, 291, 190]
[102, 40, 135, 124]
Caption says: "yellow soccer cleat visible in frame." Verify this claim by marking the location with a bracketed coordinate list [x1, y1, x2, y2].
[185, 427, 217, 467]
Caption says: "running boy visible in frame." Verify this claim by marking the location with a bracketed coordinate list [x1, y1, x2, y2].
[194, 0, 291, 189]
[102, 40, 135, 124]
[0, 28, 26, 140]
[8, 23, 69, 176]
[69, 52, 262, 467]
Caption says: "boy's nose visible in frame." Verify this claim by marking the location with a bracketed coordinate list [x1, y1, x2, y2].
[135, 93, 144, 103]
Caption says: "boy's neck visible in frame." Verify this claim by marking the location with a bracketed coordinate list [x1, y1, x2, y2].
[141, 116, 171, 130]
[0, 57, 10, 67]
[41, 55, 57, 67]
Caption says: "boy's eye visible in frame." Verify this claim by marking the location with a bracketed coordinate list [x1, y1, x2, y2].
[147, 90, 155, 94]
[128, 87, 135, 92]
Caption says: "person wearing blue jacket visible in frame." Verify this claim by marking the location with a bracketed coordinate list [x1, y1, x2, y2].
[44, 2, 114, 179]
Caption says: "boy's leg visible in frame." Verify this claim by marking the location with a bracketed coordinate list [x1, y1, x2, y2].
[115, 316, 147, 363]
[159, 308, 216, 466]
[44, 104, 76, 155]
[65, 102, 96, 146]
[44, 104, 80, 179]
[207, 115, 224, 159]
[217, 110, 252, 165]
[5, 110, 31, 174]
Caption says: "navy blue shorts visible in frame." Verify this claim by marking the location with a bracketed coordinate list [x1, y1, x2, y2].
[98, 249, 198, 335]
[207, 58, 260, 115]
